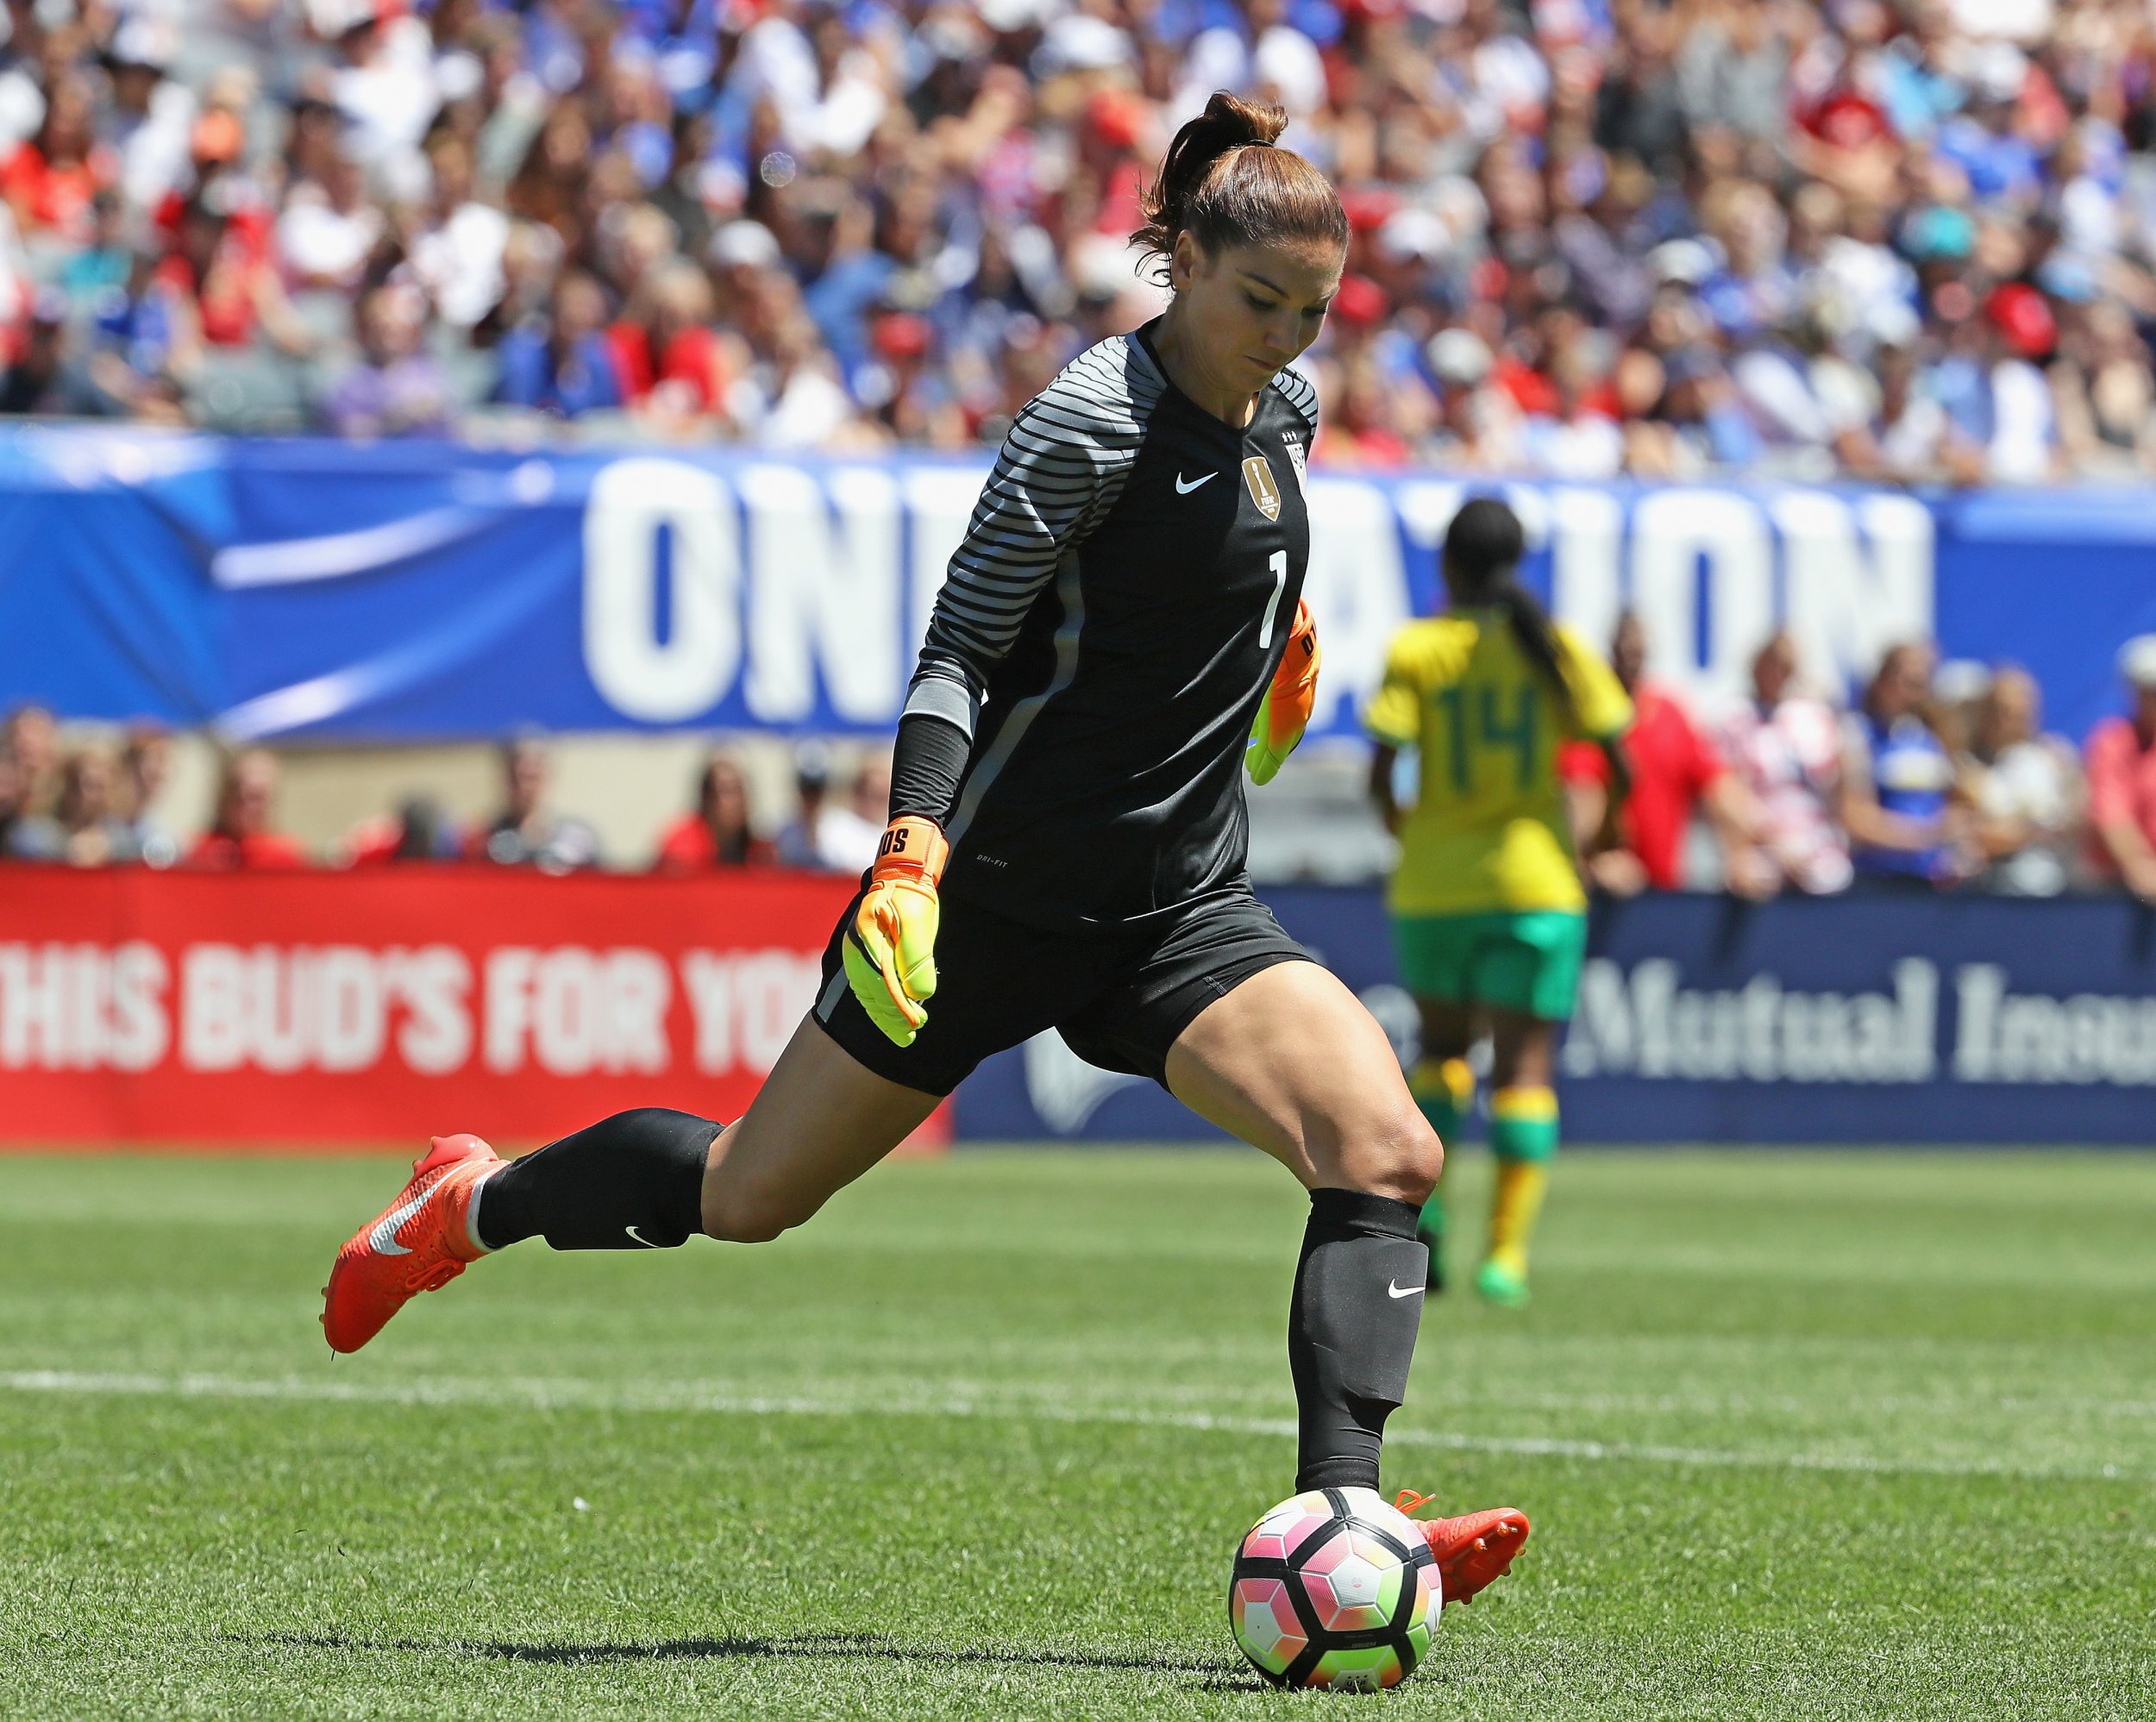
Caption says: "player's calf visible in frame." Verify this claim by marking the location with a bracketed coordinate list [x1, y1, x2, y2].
[473, 1108, 718, 1251]
[1287, 1187, 1430, 1493]
[320, 1110, 724, 1355]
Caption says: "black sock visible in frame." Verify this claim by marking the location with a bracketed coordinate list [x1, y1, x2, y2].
[1288, 1188, 1430, 1493]
[473, 1108, 719, 1251]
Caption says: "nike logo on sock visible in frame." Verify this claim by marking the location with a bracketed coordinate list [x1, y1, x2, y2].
[1387, 1279, 1423, 1299]
[624, 1226, 662, 1248]
[1175, 472, 1215, 494]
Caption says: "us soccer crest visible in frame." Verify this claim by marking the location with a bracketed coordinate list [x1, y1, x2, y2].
[1243, 455, 1282, 522]
[1282, 437, 1307, 493]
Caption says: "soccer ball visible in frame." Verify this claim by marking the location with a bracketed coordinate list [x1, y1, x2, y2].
[1227, 1487, 1441, 1690]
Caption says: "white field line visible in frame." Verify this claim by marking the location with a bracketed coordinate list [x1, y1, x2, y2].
[0, 1369, 2140, 1485]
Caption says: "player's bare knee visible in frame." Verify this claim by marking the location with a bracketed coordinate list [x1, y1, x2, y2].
[1317, 1101, 1440, 1207]
[705, 1178, 821, 1244]
[1365, 1108, 1442, 1206]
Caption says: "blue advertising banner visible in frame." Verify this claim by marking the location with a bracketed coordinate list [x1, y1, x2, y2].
[952, 886, 2156, 1146]
[3, 425, 2155, 745]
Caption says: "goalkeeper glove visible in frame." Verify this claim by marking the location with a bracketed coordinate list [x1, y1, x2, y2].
[1246, 598, 1321, 786]
[843, 815, 950, 1048]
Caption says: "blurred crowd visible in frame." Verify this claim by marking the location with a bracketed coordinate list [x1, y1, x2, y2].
[0, 0, 2153, 478]
[9, 629, 2156, 895]
[1557, 623, 2156, 899]
[0, 711, 899, 874]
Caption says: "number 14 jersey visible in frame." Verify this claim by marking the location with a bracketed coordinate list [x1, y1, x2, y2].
[906, 320, 1317, 932]
[1364, 611, 1631, 917]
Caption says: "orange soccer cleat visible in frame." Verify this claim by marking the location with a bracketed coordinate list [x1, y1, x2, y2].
[322, 1134, 500, 1354]
[1395, 1493, 1531, 1606]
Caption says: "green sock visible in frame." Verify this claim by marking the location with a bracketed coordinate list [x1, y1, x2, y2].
[1486, 1087, 1559, 1276]
[1486, 1086, 1559, 1165]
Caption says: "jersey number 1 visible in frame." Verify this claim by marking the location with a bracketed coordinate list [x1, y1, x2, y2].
[1257, 550, 1288, 649]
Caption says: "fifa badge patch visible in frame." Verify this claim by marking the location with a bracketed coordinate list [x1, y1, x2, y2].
[1243, 455, 1282, 522]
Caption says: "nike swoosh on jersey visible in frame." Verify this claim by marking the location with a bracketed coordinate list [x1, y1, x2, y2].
[624, 1226, 662, 1248]
[1174, 472, 1215, 493]
[367, 1186, 437, 1256]
[1387, 1279, 1424, 1299]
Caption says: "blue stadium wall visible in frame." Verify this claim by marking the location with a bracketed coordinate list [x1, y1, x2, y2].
[963, 889, 2156, 1146]
[4, 427, 2155, 745]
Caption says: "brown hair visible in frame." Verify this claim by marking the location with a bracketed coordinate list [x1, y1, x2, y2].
[1131, 93, 1348, 282]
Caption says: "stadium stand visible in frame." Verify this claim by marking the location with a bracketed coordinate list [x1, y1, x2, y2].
[0, 0, 2153, 479]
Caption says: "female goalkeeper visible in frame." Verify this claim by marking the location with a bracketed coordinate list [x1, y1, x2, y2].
[322, 94, 1526, 1602]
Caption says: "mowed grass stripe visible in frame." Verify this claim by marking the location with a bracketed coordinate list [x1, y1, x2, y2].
[3, 1366, 2147, 1486]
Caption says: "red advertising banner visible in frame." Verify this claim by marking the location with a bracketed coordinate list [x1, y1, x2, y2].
[0, 867, 940, 1150]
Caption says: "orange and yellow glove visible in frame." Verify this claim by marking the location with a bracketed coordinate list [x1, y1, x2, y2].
[1246, 598, 1321, 786]
[843, 815, 950, 1048]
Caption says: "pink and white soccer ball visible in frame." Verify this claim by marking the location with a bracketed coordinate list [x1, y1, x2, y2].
[1227, 1487, 1442, 1690]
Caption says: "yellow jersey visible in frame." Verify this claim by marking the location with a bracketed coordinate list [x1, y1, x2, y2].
[1363, 610, 1632, 916]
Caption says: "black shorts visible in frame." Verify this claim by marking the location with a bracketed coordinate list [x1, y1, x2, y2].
[810, 885, 1313, 1098]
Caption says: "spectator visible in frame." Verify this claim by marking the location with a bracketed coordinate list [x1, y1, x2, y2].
[1558, 612, 1772, 896]
[1839, 642, 1975, 887]
[774, 742, 878, 874]
[4, 703, 61, 816]
[1718, 631, 1853, 894]
[0, 288, 110, 415]
[471, 734, 600, 871]
[852, 753, 892, 831]
[0, 747, 61, 859]
[320, 284, 456, 439]
[3, 77, 100, 247]
[1962, 666, 2084, 895]
[185, 748, 309, 869]
[52, 747, 141, 866]
[653, 750, 774, 871]
[610, 255, 733, 428]
[120, 725, 179, 867]
[2084, 636, 2156, 903]
[492, 271, 624, 418]
[343, 795, 464, 865]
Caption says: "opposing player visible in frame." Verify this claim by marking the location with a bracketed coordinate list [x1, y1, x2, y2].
[322, 96, 1527, 1604]
[1366, 499, 1631, 1307]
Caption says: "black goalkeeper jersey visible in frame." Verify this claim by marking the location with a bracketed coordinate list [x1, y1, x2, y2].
[899, 319, 1318, 932]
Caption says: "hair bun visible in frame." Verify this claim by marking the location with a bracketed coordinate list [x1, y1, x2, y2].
[1204, 91, 1288, 147]
[1131, 92, 1338, 279]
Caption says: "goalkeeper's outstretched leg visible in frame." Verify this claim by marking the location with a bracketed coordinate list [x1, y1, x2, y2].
[321, 1023, 936, 1353]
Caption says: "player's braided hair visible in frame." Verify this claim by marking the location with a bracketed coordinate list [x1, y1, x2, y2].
[1443, 498, 1580, 730]
[1131, 93, 1347, 284]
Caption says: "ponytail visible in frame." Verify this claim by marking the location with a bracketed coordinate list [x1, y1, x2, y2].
[1443, 496, 1578, 729]
[1492, 581, 1580, 731]
[1132, 93, 1346, 282]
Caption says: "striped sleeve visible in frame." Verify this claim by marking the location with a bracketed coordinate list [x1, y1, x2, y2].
[1272, 360, 1319, 437]
[904, 336, 1163, 736]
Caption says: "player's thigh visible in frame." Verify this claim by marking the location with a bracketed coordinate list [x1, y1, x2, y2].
[1477, 911, 1582, 1089]
[701, 1018, 939, 1243]
[1163, 960, 1440, 1205]
[1486, 1010, 1560, 1091]
[1415, 995, 1477, 1061]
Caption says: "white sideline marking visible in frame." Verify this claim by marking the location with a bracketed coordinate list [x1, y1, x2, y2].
[0, 1369, 2135, 1485]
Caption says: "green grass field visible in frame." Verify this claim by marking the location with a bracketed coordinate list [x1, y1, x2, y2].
[2, 1147, 2152, 1720]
